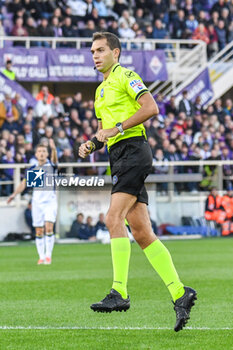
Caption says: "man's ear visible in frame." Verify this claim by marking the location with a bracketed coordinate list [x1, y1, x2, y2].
[113, 48, 120, 60]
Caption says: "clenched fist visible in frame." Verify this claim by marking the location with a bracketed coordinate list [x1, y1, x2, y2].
[79, 141, 92, 158]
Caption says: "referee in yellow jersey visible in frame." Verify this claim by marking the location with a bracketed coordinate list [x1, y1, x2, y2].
[79, 32, 197, 332]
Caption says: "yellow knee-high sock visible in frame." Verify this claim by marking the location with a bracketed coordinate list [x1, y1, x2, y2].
[111, 237, 131, 299]
[144, 240, 184, 302]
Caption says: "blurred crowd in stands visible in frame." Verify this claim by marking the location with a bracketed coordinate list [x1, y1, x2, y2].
[0, 83, 233, 195]
[67, 212, 106, 240]
[0, 0, 231, 56]
[24, 208, 157, 241]
[24, 207, 108, 240]
[66, 211, 157, 241]
[205, 187, 233, 236]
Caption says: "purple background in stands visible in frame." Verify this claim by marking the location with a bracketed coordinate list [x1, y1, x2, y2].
[0, 48, 47, 81]
[0, 72, 36, 109]
[143, 50, 168, 82]
[0, 48, 168, 82]
[175, 68, 214, 107]
[47, 49, 98, 82]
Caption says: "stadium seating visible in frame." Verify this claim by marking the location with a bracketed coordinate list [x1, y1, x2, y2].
[0, 0, 233, 196]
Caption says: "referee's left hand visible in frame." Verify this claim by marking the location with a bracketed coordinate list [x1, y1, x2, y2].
[96, 127, 118, 142]
[79, 141, 92, 158]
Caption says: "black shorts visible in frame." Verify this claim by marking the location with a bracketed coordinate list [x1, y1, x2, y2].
[109, 136, 153, 205]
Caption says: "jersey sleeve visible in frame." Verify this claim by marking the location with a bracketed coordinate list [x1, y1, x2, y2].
[95, 111, 102, 121]
[122, 70, 149, 101]
[94, 88, 102, 121]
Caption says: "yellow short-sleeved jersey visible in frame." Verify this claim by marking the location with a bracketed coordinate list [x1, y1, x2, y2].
[94, 63, 149, 149]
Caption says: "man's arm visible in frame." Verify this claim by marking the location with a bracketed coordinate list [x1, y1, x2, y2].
[49, 139, 58, 164]
[96, 92, 159, 142]
[7, 178, 26, 204]
[122, 93, 159, 131]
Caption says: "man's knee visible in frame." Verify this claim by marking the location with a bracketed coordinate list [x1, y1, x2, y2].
[45, 222, 54, 234]
[106, 211, 124, 230]
[128, 222, 156, 248]
[130, 225, 145, 240]
[36, 227, 44, 237]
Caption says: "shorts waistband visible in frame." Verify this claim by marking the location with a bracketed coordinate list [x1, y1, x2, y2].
[109, 136, 146, 153]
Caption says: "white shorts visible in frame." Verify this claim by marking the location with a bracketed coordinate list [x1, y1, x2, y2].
[32, 200, 57, 227]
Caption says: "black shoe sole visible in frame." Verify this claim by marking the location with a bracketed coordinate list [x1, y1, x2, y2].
[90, 305, 130, 313]
[174, 292, 197, 332]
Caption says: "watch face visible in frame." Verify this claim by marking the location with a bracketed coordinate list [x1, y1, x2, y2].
[116, 123, 124, 134]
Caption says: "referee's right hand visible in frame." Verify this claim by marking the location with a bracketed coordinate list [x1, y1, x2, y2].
[79, 141, 92, 158]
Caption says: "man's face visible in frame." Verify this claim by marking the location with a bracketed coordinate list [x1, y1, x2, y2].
[71, 109, 78, 118]
[52, 17, 58, 26]
[87, 217, 92, 225]
[35, 146, 48, 162]
[16, 18, 23, 26]
[182, 146, 188, 154]
[66, 97, 73, 106]
[226, 99, 232, 107]
[91, 39, 119, 73]
[169, 145, 176, 153]
[218, 20, 224, 29]
[45, 128, 53, 137]
[156, 149, 163, 159]
[155, 19, 162, 28]
[77, 215, 83, 223]
[87, 20, 95, 30]
[65, 17, 71, 26]
[42, 86, 48, 95]
[27, 17, 34, 26]
[42, 19, 48, 27]
[5, 94, 11, 101]
[222, 148, 229, 157]
[24, 125, 31, 134]
[17, 135, 24, 144]
[212, 189, 217, 197]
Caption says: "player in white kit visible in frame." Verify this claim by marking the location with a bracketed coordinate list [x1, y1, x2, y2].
[7, 139, 58, 265]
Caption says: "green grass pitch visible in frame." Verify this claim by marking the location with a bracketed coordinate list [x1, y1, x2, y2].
[0, 238, 233, 350]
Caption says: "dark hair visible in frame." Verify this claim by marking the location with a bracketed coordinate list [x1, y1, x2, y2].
[35, 143, 48, 151]
[92, 31, 121, 60]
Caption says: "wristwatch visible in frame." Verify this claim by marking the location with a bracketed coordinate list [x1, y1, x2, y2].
[116, 122, 124, 135]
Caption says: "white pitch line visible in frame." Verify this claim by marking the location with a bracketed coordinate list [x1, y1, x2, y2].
[0, 326, 232, 331]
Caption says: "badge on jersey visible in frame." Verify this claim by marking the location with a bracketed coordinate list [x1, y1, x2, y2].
[125, 71, 135, 78]
[27, 168, 45, 187]
[129, 79, 146, 94]
[100, 88, 104, 97]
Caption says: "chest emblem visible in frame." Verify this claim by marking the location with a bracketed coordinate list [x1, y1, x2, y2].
[100, 88, 104, 98]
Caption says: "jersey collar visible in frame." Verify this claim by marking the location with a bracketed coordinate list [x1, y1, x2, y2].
[103, 63, 120, 81]
[112, 63, 120, 72]
[107, 63, 120, 78]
